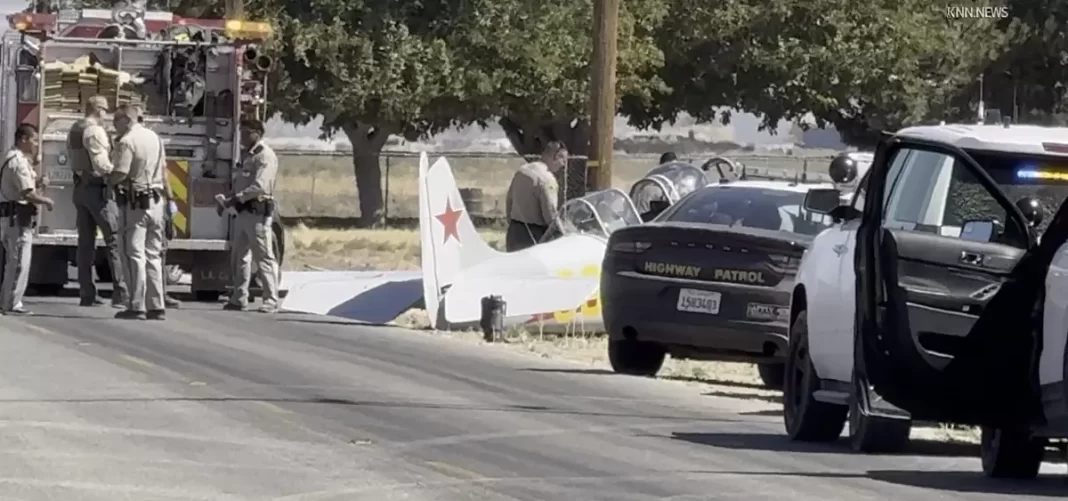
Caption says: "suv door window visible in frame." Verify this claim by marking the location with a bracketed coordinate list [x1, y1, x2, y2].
[881, 149, 1028, 247]
[851, 149, 909, 211]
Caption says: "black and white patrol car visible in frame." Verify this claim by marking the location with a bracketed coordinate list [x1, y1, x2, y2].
[600, 157, 863, 389]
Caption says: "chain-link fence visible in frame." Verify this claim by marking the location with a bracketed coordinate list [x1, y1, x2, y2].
[274, 149, 838, 221]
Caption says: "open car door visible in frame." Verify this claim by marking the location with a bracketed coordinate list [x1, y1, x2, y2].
[854, 137, 1053, 428]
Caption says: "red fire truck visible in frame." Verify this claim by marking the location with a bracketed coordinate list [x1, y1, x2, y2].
[1, 5, 284, 300]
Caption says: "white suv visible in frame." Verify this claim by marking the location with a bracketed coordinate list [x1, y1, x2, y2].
[784, 123, 1068, 478]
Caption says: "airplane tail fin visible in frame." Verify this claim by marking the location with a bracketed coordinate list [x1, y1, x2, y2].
[418, 152, 503, 328]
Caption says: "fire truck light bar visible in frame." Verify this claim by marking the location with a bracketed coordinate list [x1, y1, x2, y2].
[224, 20, 273, 40]
[7, 13, 51, 32]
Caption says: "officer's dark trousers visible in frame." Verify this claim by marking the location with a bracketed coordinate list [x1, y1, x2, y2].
[505, 220, 547, 252]
[74, 181, 126, 303]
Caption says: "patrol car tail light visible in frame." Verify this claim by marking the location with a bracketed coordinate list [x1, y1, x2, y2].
[610, 241, 651, 253]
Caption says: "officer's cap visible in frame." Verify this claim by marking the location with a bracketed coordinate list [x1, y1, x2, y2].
[114, 103, 143, 121]
[86, 95, 109, 112]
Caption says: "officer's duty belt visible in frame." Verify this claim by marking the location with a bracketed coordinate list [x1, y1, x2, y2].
[0, 201, 37, 227]
[73, 173, 106, 187]
[116, 188, 163, 210]
[235, 198, 275, 215]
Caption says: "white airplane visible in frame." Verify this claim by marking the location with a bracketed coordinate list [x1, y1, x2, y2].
[418, 153, 649, 333]
[415, 152, 851, 333]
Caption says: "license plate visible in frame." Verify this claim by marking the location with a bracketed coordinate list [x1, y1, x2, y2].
[45, 168, 74, 184]
[676, 289, 721, 314]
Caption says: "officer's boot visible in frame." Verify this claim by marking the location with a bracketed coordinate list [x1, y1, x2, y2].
[114, 309, 147, 320]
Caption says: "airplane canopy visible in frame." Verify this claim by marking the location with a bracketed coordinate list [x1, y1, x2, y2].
[629, 161, 710, 214]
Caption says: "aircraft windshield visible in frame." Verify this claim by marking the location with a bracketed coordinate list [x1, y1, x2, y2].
[543, 189, 642, 241]
[629, 162, 710, 219]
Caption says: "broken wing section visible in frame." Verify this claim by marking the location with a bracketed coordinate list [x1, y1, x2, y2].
[441, 233, 606, 327]
[419, 153, 502, 328]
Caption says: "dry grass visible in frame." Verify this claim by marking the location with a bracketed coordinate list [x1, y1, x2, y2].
[273, 152, 820, 218]
[285, 223, 506, 271]
[390, 310, 981, 445]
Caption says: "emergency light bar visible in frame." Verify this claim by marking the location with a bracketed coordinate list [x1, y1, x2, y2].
[1016, 169, 1068, 182]
[224, 20, 273, 40]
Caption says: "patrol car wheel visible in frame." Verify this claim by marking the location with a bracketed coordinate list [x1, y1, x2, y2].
[980, 425, 1046, 479]
[848, 373, 911, 453]
[607, 340, 665, 376]
[783, 310, 847, 442]
[757, 363, 785, 390]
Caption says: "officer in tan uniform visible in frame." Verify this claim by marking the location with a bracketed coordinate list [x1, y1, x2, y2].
[135, 115, 181, 309]
[69, 95, 128, 308]
[0, 124, 53, 316]
[107, 104, 167, 321]
[504, 140, 567, 251]
[216, 118, 279, 313]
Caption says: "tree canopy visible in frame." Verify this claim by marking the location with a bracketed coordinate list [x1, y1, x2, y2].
[633, 0, 1009, 146]
[37, 0, 1068, 212]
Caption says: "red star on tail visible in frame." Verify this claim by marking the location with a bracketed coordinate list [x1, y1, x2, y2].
[435, 199, 464, 244]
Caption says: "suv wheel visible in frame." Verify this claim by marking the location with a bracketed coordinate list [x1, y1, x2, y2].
[980, 425, 1046, 479]
[757, 363, 785, 390]
[848, 373, 911, 453]
[607, 340, 666, 376]
[783, 310, 847, 442]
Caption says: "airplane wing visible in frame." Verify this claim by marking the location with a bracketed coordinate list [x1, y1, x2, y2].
[280, 270, 423, 324]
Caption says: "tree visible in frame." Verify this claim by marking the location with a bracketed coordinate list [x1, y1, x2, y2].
[267, 1, 484, 226]
[962, 0, 1068, 125]
[635, 0, 1007, 147]
[452, 0, 669, 169]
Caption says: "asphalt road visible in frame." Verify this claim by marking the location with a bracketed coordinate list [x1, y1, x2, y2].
[0, 295, 1065, 500]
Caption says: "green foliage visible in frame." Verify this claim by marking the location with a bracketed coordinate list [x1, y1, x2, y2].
[451, 0, 667, 123]
[266, 1, 476, 141]
[638, 0, 1007, 146]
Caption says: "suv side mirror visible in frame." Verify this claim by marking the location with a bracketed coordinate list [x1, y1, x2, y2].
[803, 188, 842, 214]
[960, 219, 995, 243]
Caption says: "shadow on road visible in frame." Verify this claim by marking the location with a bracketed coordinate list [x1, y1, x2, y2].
[671, 469, 1066, 495]
[865, 470, 1067, 495]
[738, 409, 780, 417]
[702, 389, 782, 404]
[518, 367, 771, 392]
[670, 431, 979, 458]
[0, 396, 737, 423]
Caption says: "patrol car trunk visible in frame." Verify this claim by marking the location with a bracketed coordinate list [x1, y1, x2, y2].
[606, 223, 809, 287]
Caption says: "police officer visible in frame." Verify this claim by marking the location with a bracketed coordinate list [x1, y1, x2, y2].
[216, 118, 279, 313]
[504, 140, 567, 252]
[0, 124, 53, 316]
[107, 104, 167, 320]
[69, 95, 128, 308]
[136, 115, 181, 309]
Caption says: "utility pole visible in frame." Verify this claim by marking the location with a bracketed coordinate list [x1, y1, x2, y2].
[588, 0, 620, 191]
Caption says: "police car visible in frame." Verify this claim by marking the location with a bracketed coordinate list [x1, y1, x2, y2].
[600, 155, 867, 389]
[785, 123, 1068, 478]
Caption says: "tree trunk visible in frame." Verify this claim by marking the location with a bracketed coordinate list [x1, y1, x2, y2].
[499, 117, 592, 201]
[343, 123, 393, 227]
